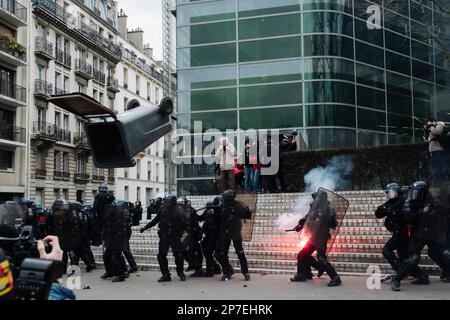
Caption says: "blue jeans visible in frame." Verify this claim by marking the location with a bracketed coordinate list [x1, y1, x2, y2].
[253, 169, 261, 192]
[429, 150, 448, 190]
[244, 167, 254, 191]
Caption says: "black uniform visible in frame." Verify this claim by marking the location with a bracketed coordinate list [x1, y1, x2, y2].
[292, 191, 341, 287]
[182, 203, 203, 275]
[102, 201, 130, 281]
[123, 203, 138, 272]
[131, 203, 143, 227]
[198, 202, 222, 276]
[142, 199, 188, 281]
[375, 195, 409, 272]
[69, 207, 96, 272]
[392, 184, 450, 291]
[215, 193, 251, 280]
[92, 191, 115, 246]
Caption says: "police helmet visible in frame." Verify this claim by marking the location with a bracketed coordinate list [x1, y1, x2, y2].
[410, 181, 428, 202]
[314, 190, 328, 204]
[98, 183, 108, 192]
[33, 204, 44, 214]
[205, 200, 215, 209]
[155, 197, 163, 205]
[385, 183, 401, 199]
[163, 195, 177, 204]
[222, 190, 236, 202]
[19, 197, 30, 205]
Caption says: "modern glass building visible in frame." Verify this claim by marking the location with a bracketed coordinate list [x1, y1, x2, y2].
[176, 0, 450, 195]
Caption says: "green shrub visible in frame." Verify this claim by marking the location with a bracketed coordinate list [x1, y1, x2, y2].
[280, 143, 429, 192]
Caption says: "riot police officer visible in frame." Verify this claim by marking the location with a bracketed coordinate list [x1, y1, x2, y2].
[290, 190, 342, 287]
[102, 200, 130, 283]
[391, 181, 450, 291]
[131, 201, 143, 226]
[76, 204, 96, 272]
[30, 204, 47, 240]
[147, 197, 162, 221]
[375, 183, 410, 280]
[140, 195, 187, 282]
[178, 197, 203, 277]
[215, 190, 251, 282]
[198, 198, 222, 277]
[92, 184, 115, 246]
[123, 202, 138, 274]
[19, 198, 34, 227]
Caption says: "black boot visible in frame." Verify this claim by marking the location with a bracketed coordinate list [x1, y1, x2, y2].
[290, 274, 308, 282]
[158, 274, 172, 282]
[101, 272, 114, 280]
[327, 275, 342, 287]
[112, 275, 125, 283]
[391, 277, 401, 292]
[190, 270, 204, 278]
[178, 273, 187, 281]
[411, 275, 430, 285]
[244, 273, 251, 281]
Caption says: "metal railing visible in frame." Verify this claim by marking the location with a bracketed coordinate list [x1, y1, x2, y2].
[99, 175, 105, 182]
[0, 124, 25, 143]
[53, 170, 62, 178]
[1, 0, 27, 21]
[55, 48, 71, 67]
[55, 127, 71, 143]
[75, 173, 90, 181]
[121, 48, 164, 83]
[73, 132, 89, 146]
[35, 169, 47, 177]
[33, 0, 121, 58]
[92, 175, 100, 181]
[75, 59, 92, 77]
[0, 37, 26, 61]
[107, 77, 119, 90]
[0, 79, 26, 102]
[93, 68, 106, 84]
[34, 36, 53, 58]
[62, 171, 70, 179]
[73, 0, 117, 30]
[33, 121, 71, 143]
[54, 87, 68, 96]
[34, 79, 53, 97]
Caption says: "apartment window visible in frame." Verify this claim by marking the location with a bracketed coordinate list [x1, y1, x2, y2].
[99, 92, 104, 105]
[146, 188, 153, 206]
[93, 89, 98, 101]
[136, 76, 140, 95]
[147, 82, 151, 100]
[124, 168, 129, 178]
[63, 76, 70, 93]
[77, 82, 86, 94]
[55, 72, 62, 94]
[63, 114, 69, 131]
[35, 189, 44, 206]
[54, 189, 61, 200]
[0, 149, 13, 171]
[76, 154, 86, 173]
[76, 119, 84, 134]
[124, 186, 129, 201]
[54, 112, 61, 127]
[123, 68, 128, 87]
[155, 87, 159, 104]
[36, 149, 46, 171]
[55, 34, 61, 53]
[147, 161, 152, 181]
[62, 152, 69, 173]
[137, 187, 141, 202]
[108, 97, 114, 109]
[64, 39, 70, 55]
[124, 97, 128, 111]
[37, 65, 46, 81]
[156, 163, 160, 182]
[54, 151, 61, 172]
[37, 108, 46, 123]
[136, 159, 141, 180]
[63, 189, 69, 200]
[76, 190, 85, 204]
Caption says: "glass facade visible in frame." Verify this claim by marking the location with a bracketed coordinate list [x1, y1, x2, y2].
[176, 0, 450, 195]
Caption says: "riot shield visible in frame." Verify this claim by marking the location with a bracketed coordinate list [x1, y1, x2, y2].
[417, 190, 448, 244]
[103, 200, 130, 250]
[0, 202, 23, 229]
[299, 188, 349, 253]
[235, 193, 257, 242]
[52, 201, 83, 250]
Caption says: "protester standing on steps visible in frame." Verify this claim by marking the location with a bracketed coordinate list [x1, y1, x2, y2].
[216, 137, 236, 192]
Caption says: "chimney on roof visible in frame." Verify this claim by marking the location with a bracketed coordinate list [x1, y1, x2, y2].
[118, 9, 128, 39]
[143, 44, 153, 60]
[127, 28, 144, 51]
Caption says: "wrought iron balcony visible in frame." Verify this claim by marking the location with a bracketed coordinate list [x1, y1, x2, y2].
[55, 127, 71, 143]
[35, 169, 47, 178]
[55, 48, 71, 67]
[0, 79, 26, 103]
[75, 59, 93, 79]
[54, 87, 68, 96]
[35, 36, 53, 60]
[34, 79, 53, 98]
[53, 170, 62, 178]
[75, 172, 90, 184]
[107, 77, 119, 93]
[0, 0, 27, 22]
[62, 171, 71, 179]
[0, 37, 26, 62]
[93, 68, 106, 85]
[33, 121, 57, 140]
[0, 124, 25, 143]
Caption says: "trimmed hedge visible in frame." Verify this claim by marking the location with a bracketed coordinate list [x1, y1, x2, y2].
[280, 143, 429, 192]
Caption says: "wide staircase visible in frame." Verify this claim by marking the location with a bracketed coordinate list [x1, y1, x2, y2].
[92, 191, 442, 276]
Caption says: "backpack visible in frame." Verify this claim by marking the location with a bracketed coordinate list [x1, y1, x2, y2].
[435, 123, 450, 150]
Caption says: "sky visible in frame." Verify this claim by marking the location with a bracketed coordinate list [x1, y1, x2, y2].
[117, 0, 163, 61]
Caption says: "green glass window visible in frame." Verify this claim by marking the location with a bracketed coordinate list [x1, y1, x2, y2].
[411, 20, 428, 43]
[355, 41, 384, 68]
[304, 35, 354, 59]
[178, 66, 236, 90]
[178, 88, 237, 112]
[413, 80, 433, 120]
[384, 10, 409, 36]
[304, 58, 354, 82]
[303, 11, 353, 36]
[354, 18, 383, 47]
[238, 0, 300, 18]
[239, 14, 301, 40]
[307, 128, 356, 150]
[303, 0, 353, 13]
[239, 36, 301, 62]
[412, 60, 434, 83]
[385, 30, 410, 56]
[306, 105, 355, 127]
[436, 67, 450, 87]
[412, 40, 433, 64]
[239, 106, 303, 130]
[436, 86, 450, 122]
[178, 0, 236, 25]
[178, 21, 236, 46]
[386, 72, 412, 115]
[356, 64, 385, 89]
[357, 86, 386, 110]
[239, 59, 302, 85]
[180, 43, 236, 68]
[388, 114, 413, 145]
[386, 51, 410, 76]
[357, 108, 386, 132]
[239, 82, 302, 108]
[305, 81, 355, 104]
[178, 111, 237, 132]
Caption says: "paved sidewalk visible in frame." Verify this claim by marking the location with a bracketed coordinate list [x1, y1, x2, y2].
[74, 270, 450, 300]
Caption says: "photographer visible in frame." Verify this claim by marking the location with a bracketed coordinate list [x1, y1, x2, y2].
[215, 137, 236, 192]
[424, 119, 448, 189]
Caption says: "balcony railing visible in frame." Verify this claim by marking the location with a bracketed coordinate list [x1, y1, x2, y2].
[73, 0, 117, 30]
[75, 172, 90, 183]
[62, 171, 70, 179]
[0, 124, 25, 143]
[34, 36, 53, 59]
[93, 68, 106, 85]
[1, 0, 27, 21]
[108, 176, 115, 183]
[34, 79, 53, 97]
[55, 127, 71, 143]
[122, 48, 164, 83]
[33, 0, 121, 59]
[73, 132, 90, 148]
[75, 59, 93, 77]
[53, 170, 62, 178]
[0, 37, 26, 61]
[99, 175, 105, 182]
[35, 169, 47, 178]
[54, 87, 68, 96]
[107, 77, 119, 91]
[92, 175, 100, 182]
[0, 79, 26, 102]
[55, 48, 71, 67]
